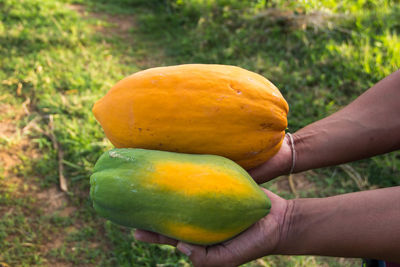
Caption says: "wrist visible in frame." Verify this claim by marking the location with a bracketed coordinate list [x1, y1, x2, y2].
[292, 129, 321, 173]
[271, 198, 298, 255]
[273, 197, 330, 256]
[292, 123, 336, 173]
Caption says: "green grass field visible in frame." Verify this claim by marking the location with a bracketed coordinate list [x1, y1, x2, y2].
[0, 0, 399, 266]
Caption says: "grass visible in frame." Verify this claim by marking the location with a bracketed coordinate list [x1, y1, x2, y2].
[0, 0, 399, 266]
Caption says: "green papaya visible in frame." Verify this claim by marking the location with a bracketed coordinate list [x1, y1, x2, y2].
[90, 148, 270, 245]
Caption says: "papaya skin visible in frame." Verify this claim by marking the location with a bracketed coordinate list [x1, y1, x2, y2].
[90, 148, 270, 245]
[92, 64, 288, 169]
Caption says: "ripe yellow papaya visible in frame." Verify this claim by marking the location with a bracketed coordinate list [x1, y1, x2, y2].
[93, 64, 288, 169]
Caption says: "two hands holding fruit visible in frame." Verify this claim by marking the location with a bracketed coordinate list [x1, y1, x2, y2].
[91, 65, 400, 266]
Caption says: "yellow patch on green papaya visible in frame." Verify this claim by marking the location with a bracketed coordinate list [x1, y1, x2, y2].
[150, 161, 254, 196]
[165, 221, 244, 244]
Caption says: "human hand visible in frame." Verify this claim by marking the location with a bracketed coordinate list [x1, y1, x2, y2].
[134, 189, 290, 267]
[248, 134, 294, 184]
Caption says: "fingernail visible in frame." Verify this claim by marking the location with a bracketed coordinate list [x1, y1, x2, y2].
[134, 231, 144, 241]
[177, 242, 192, 256]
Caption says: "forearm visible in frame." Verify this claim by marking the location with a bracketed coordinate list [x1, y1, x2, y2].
[278, 187, 400, 262]
[292, 70, 400, 172]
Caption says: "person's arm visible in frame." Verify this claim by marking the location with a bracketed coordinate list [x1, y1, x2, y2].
[251, 70, 400, 183]
[135, 187, 400, 266]
[279, 186, 400, 262]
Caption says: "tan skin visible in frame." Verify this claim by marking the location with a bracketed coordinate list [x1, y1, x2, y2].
[135, 70, 400, 266]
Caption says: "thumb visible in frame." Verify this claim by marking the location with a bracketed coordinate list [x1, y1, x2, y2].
[176, 242, 198, 258]
[248, 135, 293, 183]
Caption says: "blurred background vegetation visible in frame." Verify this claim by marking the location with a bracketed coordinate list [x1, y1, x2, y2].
[0, 0, 399, 266]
